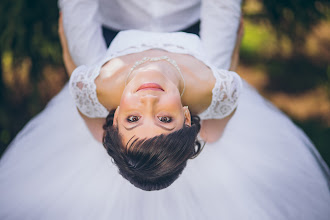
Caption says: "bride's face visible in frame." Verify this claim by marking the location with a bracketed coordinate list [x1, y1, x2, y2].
[113, 66, 191, 146]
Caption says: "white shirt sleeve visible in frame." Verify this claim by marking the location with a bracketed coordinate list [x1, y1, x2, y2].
[58, 0, 107, 66]
[200, 0, 242, 70]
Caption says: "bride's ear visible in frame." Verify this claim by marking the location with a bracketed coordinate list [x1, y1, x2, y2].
[183, 106, 191, 127]
[113, 106, 120, 127]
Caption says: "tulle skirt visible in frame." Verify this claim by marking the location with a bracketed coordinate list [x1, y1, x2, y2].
[1, 82, 329, 220]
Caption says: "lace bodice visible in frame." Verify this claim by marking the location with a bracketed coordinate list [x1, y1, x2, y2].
[69, 30, 242, 120]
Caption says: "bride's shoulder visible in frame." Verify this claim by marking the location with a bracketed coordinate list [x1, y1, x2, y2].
[95, 58, 127, 110]
[181, 56, 243, 119]
[181, 63, 216, 115]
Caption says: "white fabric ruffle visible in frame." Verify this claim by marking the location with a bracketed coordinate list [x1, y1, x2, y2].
[1, 82, 329, 219]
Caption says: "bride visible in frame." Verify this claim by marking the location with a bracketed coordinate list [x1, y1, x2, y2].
[61, 0, 244, 191]
[67, 29, 242, 191]
[1, 0, 329, 219]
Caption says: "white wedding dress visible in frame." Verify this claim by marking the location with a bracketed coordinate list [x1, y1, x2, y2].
[0, 31, 329, 220]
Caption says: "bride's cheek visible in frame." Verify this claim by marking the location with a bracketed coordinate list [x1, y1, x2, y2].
[162, 95, 183, 109]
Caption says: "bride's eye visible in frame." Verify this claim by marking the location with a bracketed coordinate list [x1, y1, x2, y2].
[127, 115, 140, 122]
[158, 116, 172, 123]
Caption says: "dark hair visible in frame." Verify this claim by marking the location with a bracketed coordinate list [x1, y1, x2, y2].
[103, 109, 202, 191]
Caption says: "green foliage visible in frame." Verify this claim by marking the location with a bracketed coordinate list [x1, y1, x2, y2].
[0, 0, 61, 77]
[240, 21, 278, 58]
[261, 0, 328, 48]
[0, 0, 329, 166]
[0, 0, 62, 152]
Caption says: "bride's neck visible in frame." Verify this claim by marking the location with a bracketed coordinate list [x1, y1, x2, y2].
[96, 50, 214, 113]
[126, 61, 184, 93]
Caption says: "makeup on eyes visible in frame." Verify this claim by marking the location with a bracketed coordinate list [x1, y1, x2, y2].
[158, 116, 172, 123]
[126, 115, 172, 123]
[127, 115, 140, 122]
[124, 113, 176, 131]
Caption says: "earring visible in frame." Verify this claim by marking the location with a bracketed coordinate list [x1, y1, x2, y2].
[184, 106, 190, 116]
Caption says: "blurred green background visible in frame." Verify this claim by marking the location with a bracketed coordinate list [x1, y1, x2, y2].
[0, 0, 329, 165]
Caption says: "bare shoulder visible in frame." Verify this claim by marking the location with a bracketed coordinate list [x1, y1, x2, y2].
[180, 59, 216, 115]
[94, 58, 127, 111]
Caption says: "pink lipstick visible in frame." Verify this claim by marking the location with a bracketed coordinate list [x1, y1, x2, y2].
[137, 83, 164, 92]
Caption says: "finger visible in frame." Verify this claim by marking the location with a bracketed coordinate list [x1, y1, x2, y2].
[58, 12, 69, 53]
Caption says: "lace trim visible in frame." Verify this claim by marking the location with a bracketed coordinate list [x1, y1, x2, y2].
[198, 68, 242, 120]
[69, 65, 109, 118]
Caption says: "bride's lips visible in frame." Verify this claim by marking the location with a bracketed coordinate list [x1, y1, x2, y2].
[137, 83, 164, 92]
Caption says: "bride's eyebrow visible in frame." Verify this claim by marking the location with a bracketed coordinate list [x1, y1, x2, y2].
[124, 124, 140, 131]
[156, 124, 175, 131]
[124, 124, 175, 131]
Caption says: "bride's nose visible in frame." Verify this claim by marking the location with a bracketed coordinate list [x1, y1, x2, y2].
[140, 95, 159, 106]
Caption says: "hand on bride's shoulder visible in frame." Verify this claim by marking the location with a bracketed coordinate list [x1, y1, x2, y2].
[58, 13, 76, 76]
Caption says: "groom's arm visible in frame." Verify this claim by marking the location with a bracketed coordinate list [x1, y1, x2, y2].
[200, 0, 242, 70]
[199, 111, 235, 143]
[58, 0, 107, 66]
[59, 14, 105, 143]
[198, 0, 242, 143]
[79, 111, 105, 143]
